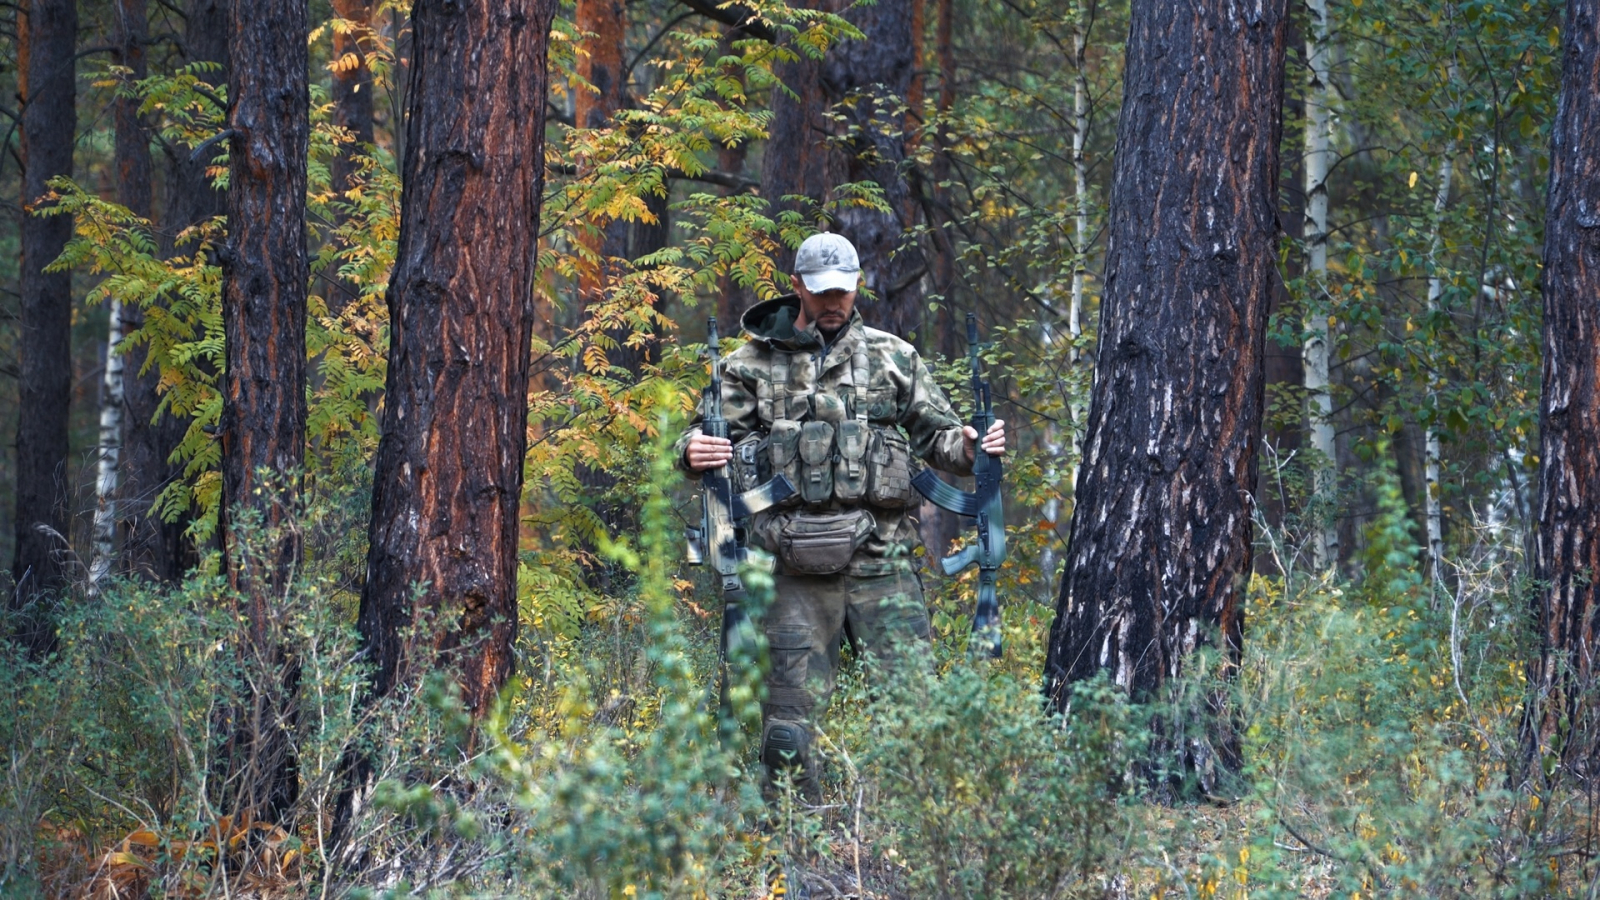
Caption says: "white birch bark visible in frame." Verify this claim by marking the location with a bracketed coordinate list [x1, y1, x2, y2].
[89, 298, 126, 588]
[1070, 6, 1089, 352]
[1424, 148, 1455, 579]
[1046, 0, 1094, 583]
[1303, 0, 1337, 573]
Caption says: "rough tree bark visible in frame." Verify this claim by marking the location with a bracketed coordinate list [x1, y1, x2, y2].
[575, 0, 667, 377]
[571, 0, 668, 585]
[1254, 10, 1304, 578]
[822, 0, 925, 339]
[1525, 0, 1600, 777]
[92, 0, 154, 588]
[916, 0, 963, 559]
[359, 0, 558, 713]
[330, 0, 376, 198]
[10, 0, 78, 654]
[715, 30, 753, 326]
[1043, 0, 1288, 791]
[762, 0, 925, 339]
[761, 11, 831, 261]
[221, 0, 309, 819]
[122, 0, 228, 581]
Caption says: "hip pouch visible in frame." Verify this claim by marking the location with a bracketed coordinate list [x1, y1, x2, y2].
[769, 509, 875, 575]
[866, 426, 915, 507]
[797, 420, 836, 506]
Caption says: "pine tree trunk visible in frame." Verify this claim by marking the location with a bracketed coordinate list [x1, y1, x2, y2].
[359, 0, 559, 714]
[122, 0, 227, 581]
[825, 0, 925, 338]
[1255, 10, 1304, 578]
[761, 0, 924, 338]
[10, 0, 78, 654]
[330, 0, 376, 198]
[761, 7, 831, 271]
[1525, 0, 1600, 776]
[1043, 0, 1288, 792]
[716, 52, 752, 326]
[221, 0, 310, 820]
[572, 0, 668, 583]
[92, 0, 154, 588]
[916, 0, 963, 560]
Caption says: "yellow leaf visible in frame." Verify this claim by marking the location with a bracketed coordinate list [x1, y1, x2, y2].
[330, 52, 363, 74]
[1408, 171, 1419, 189]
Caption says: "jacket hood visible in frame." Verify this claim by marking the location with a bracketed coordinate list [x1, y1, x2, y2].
[738, 294, 864, 351]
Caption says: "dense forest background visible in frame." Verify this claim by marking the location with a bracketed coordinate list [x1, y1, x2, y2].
[0, 0, 1595, 896]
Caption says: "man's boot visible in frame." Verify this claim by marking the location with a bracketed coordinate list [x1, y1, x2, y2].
[761, 718, 819, 802]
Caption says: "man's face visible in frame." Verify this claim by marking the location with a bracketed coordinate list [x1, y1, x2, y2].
[791, 274, 858, 335]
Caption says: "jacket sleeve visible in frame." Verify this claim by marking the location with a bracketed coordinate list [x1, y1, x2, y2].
[674, 345, 763, 476]
[900, 352, 973, 477]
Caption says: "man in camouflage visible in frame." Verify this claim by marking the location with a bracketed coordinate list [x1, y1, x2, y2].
[679, 232, 1006, 795]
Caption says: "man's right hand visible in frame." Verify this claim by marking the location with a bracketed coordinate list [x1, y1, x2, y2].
[685, 433, 734, 472]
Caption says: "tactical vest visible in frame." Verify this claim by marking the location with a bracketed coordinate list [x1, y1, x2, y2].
[731, 342, 914, 511]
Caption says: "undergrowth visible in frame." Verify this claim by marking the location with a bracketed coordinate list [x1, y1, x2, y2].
[2, 441, 1596, 899]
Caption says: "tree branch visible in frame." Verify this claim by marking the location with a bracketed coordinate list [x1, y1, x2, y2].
[672, 0, 777, 43]
[547, 161, 759, 193]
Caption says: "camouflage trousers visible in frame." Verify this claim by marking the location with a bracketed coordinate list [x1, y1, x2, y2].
[758, 564, 931, 790]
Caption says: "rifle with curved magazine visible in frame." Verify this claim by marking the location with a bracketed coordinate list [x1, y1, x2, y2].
[686, 317, 796, 667]
[913, 313, 1006, 658]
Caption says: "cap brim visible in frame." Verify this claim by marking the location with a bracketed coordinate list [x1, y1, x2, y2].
[800, 269, 860, 293]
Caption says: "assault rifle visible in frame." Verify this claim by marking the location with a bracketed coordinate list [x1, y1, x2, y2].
[912, 313, 1006, 658]
[686, 317, 796, 667]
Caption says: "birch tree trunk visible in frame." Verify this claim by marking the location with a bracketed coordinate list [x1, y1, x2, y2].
[121, 0, 225, 581]
[1070, 0, 1093, 352]
[1043, 0, 1288, 792]
[1525, 0, 1600, 776]
[89, 301, 126, 590]
[1042, 0, 1096, 582]
[1303, 0, 1338, 574]
[91, 0, 154, 588]
[359, 0, 559, 714]
[1423, 146, 1455, 580]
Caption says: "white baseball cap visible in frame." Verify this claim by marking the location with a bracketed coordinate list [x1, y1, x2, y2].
[794, 232, 861, 294]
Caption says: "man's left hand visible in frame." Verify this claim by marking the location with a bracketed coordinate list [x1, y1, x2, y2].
[963, 419, 1006, 462]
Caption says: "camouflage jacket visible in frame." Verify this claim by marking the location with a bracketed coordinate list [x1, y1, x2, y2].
[677, 295, 972, 575]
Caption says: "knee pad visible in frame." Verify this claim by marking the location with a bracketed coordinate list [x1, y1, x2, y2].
[761, 719, 812, 772]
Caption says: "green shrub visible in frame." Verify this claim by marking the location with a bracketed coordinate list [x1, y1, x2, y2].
[1233, 460, 1552, 897]
[481, 414, 769, 899]
[857, 665, 1140, 899]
